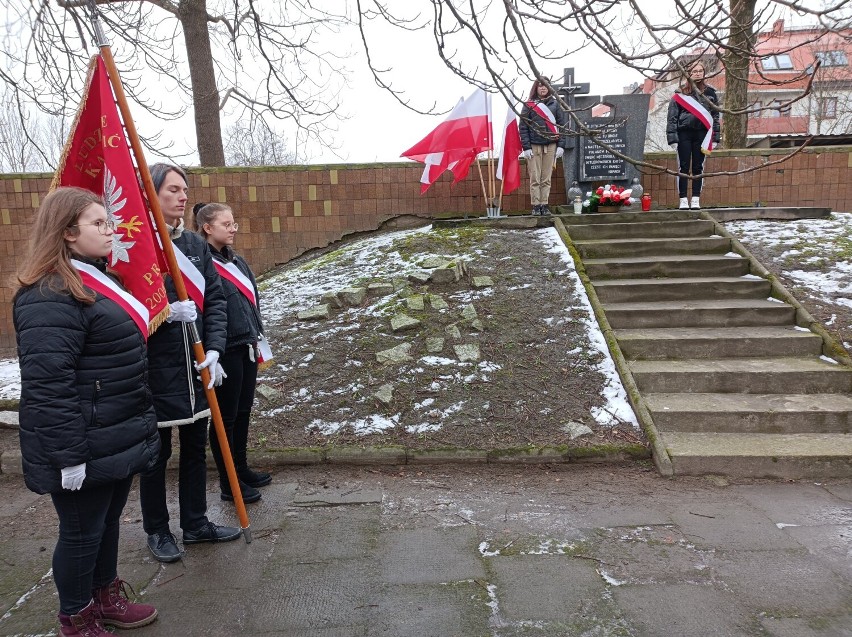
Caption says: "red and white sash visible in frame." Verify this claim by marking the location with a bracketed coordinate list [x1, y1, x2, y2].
[673, 92, 715, 155]
[213, 260, 256, 307]
[213, 259, 274, 364]
[172, 245, 206, 311]
[71, 259, 150, 340]
[526, 101, 558, 135]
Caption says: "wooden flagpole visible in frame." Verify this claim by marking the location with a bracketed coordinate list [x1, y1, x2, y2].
[475, 156, 489, 211]
[87, 4, 251, 542]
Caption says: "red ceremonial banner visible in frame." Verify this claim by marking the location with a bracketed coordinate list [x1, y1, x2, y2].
[52, 55, 170, 333]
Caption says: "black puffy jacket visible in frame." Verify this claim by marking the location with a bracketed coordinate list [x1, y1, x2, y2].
[14, 265, 161, 495]
[666, 85, 721, 145]
[210, 245, 264, 352]
[146, 228, 227, 427]
[519, 97, 568, 150]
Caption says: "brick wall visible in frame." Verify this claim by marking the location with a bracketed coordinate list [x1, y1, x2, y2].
[1, 146, 850, 352]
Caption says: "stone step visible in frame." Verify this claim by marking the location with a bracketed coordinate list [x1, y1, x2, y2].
[575, 236, 731, 259]
[662, 431, 852, 478]
[629, 357, 852, 394]
[646, 392, 852, 434]
[568, 219, 715, 241]
[616, 326, 823, 360]
[559, 210, 701, 225]
[594, 276, 770, 303]
[603, 299, 795, 329]
[584, 254, 750, 280]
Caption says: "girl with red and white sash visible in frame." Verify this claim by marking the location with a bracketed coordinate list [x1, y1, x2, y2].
[519, 78, 568, 216]
[193, 201, 271, 505]
[666, 62, 720, 210]
[14, 187, 160, 635]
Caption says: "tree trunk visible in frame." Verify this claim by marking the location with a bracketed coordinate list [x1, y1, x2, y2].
[723, 0, 758, 149]
[178, 0, 225, 166]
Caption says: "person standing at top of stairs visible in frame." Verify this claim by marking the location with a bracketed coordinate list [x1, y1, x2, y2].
[666, 62, 720, 211]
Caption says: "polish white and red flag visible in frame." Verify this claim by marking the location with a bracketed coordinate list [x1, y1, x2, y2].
[496, 108, 523, 196]
[401, 88, 493, 193]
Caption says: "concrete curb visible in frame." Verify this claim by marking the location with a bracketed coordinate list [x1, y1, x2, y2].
[553, 217, 674, 477]
[0, 443, 649, 477]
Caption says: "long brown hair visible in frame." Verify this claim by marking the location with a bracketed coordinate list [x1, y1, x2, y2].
[16, 187, 103, 303]
[192, 202, 231, 238]
[528, 78, 552, 101]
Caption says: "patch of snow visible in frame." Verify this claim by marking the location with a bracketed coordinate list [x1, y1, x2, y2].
[0, 359, 21, 401]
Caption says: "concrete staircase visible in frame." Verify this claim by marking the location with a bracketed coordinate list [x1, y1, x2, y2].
[560, 210, 852, 478]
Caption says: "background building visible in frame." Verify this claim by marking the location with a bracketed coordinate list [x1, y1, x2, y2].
[640, 19, 852, 150]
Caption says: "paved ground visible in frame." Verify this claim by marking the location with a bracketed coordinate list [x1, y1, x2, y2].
[0, 464, 850, 636]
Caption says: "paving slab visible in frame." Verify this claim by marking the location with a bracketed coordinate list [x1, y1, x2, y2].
[379, 526, 486, 585]
[614, 584, 757, 637]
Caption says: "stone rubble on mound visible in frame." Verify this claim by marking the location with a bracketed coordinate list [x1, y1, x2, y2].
[293, 257, 492, 404]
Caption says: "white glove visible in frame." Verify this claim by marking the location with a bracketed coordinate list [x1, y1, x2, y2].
[195, 350, 220, 389]
[522, 149, 533, 160]
[212, 362, 227, 388]
[166, 300, 197, 324]
[61, 463, 86, 491]
[555, 147, 564, 159]
[670, 143, 678, 151]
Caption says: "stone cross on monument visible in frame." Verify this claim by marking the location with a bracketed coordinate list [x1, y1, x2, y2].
[556, 65, 651, 201]
[556, 67, 590, 152]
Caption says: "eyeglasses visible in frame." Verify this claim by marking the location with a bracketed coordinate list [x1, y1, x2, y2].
[214, 222, 239, 231]
[71, 219, 117, 235]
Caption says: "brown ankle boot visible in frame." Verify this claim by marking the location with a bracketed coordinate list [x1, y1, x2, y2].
[58, 599, 111, 636]
[92, 577, 158, 629]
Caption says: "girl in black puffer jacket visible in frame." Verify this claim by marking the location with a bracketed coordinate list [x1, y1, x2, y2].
[666, 62, 720, 210]
[193, 202, 271, 505]
[14, 187, 160, 635]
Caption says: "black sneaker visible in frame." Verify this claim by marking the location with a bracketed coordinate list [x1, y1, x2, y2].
[531, 205, 541, 216]
[540, 204, 552, 216]
[221, 480, 261, 504]
[147, 531, 182, 563]
[238, 468, 272, 488]
[182, 521, 242, 544]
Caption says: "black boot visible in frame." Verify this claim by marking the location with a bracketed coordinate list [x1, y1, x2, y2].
[221, 479, 261, 503]
[232, 411, 272, 488]
[540, 204, 551, 216]
[237, 467, 272, 488]
[531, 204, 541, 216]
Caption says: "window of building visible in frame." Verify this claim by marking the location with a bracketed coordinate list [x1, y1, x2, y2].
[815, 51, 848, 67]
[752, 101, 763, 117]
[761, 54, 794, 70]
[820, 97, 838, 119]
[767, 99, 791, 117]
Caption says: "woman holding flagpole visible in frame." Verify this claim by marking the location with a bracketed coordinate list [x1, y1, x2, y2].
[519, 78, 567, 216]
[666, 62, 720, 210]
[193, 202, 272, 504]
[14, 187, 160, 635]
[140, 163, 241, 563]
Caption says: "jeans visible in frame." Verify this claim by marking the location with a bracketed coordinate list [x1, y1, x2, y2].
[210, 345, 259, 489]
[527, 143, 557, 205]
[51, 477, 133, 615]
[139, 420, 209, 535]
[676, 127, 707, 197]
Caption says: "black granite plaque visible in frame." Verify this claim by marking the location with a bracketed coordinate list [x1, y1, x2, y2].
[580, 121, 628, 181]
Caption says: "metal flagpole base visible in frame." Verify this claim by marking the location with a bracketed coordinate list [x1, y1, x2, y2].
[242, 526, 252, 544]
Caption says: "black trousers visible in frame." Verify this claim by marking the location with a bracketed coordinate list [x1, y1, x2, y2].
[139, 420, 209, 535]
[51, 477, 133, 615]
[676, 127, 707, 197]
[210, 345, 259, 489]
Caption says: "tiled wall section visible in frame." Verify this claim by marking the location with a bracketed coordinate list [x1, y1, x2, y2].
[1, 147, 850, 351]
